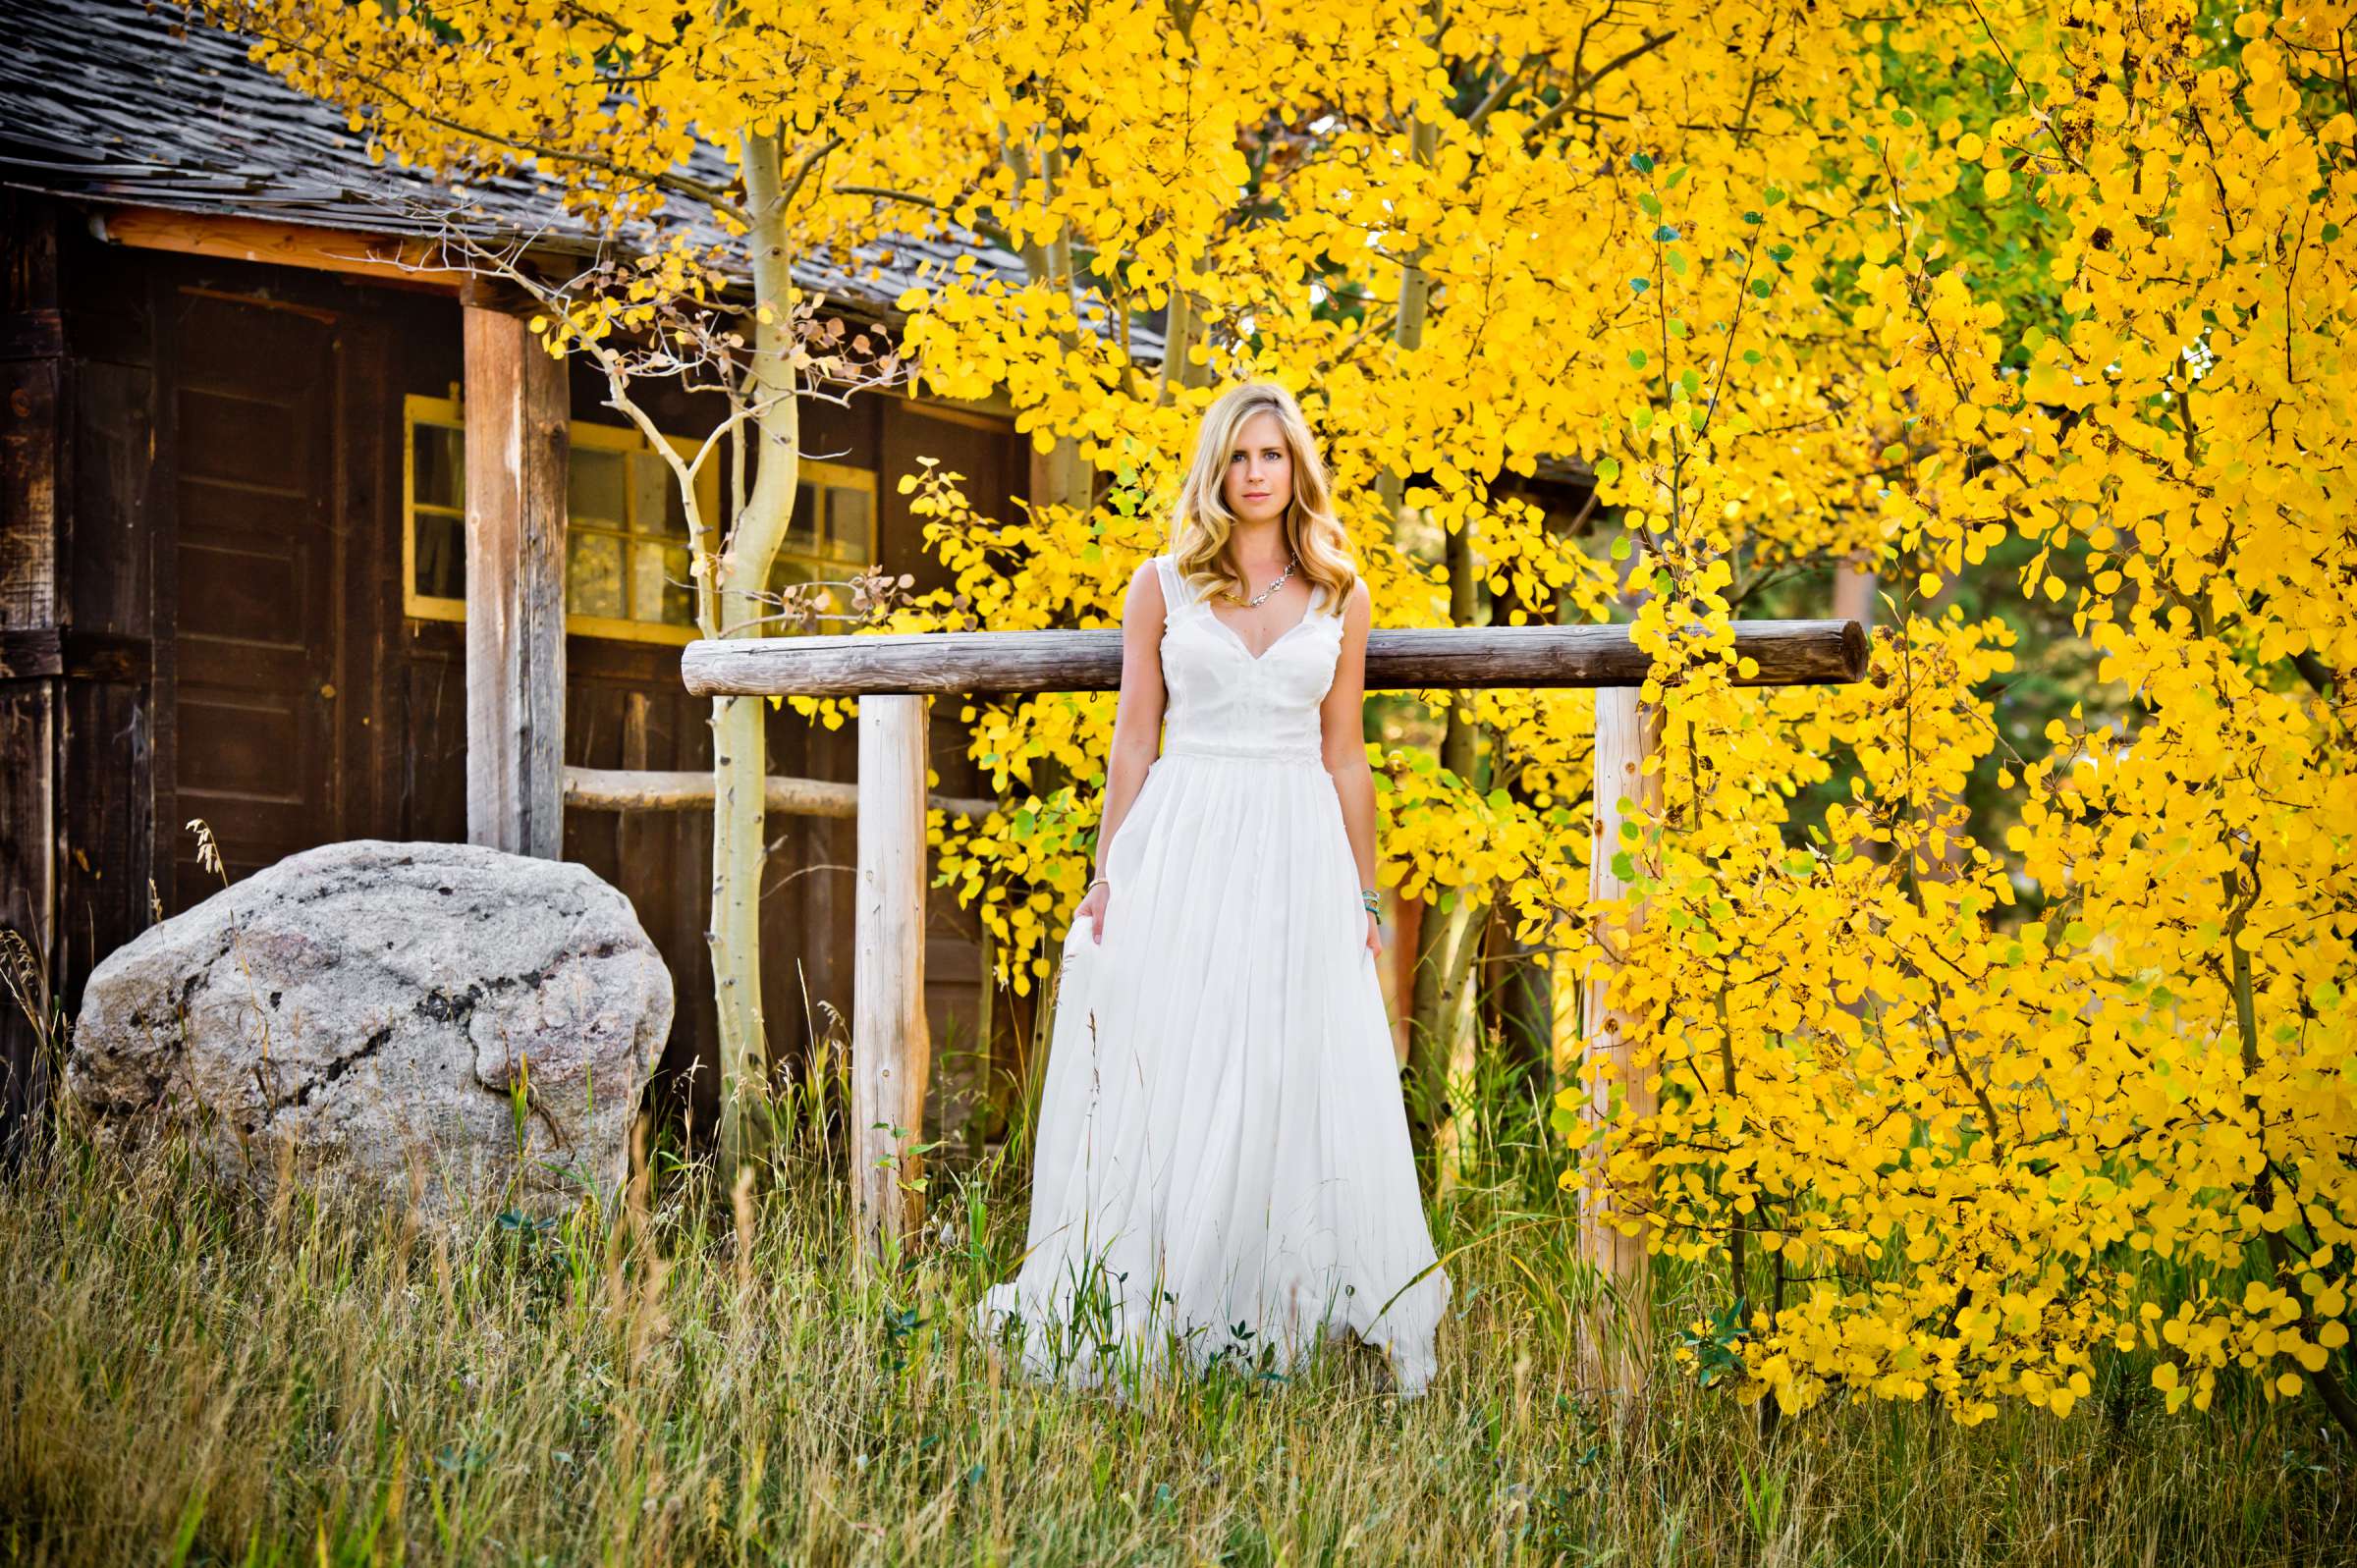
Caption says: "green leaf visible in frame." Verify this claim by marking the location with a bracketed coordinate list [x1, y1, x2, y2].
[1611, 850, 1636, 881]
[1630, 277, 1651, 293]
[1751, 277, 1773, 297]
[1627, 350, 1648, 368]
[1610, 532, 1631, 561]
[1631, 151, 1655, 173]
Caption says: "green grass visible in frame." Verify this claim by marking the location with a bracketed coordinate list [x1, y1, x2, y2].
[0, 1089, 2349, 1567]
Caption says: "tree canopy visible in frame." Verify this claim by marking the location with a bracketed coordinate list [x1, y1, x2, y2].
[197, 0, 2357, 1430]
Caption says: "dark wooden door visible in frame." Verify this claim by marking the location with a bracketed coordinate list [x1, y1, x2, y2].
[165, 289, 344, 903]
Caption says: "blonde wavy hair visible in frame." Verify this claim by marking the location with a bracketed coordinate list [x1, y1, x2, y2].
[1167, 380, 1356, 615]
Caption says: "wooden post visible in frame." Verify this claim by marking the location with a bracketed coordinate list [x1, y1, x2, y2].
[852, 693, 930, 1267]
[1581, 685, 1664, 1398]
[1834, 551, 1879, 635]
[1, 195, 63, 1160]
[462, 301, 568, 859]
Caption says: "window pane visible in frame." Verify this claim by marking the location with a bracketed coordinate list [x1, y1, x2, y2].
[768, 551, 813, 594]
[412, 424, 463, 511]
[567, 531, 625, 618]
[633, 452, 689, 538]
[827, 484, 872, 563]
[413, 510, 465, 600]
[788, 480, 821, 551]
[633, 542, 694, 625]
[766, 554, 829, 635]
[569, 448, 627, 525]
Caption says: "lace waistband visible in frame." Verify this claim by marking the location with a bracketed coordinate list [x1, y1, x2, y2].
[1160, 734, 1325, 765]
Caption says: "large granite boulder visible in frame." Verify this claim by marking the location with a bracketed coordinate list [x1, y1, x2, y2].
[68, 840, 673, 1221]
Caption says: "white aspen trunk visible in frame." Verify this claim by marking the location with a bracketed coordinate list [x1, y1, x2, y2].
[1385, 110, 1476, 1163]
[709, 128, 802, 1183]
[1156, 243, 1214, 405]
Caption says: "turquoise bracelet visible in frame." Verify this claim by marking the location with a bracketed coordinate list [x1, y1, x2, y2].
[1359, 887, 1380, 913]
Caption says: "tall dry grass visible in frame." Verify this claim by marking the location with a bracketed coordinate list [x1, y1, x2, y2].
[0, 1054, 2349, 1566]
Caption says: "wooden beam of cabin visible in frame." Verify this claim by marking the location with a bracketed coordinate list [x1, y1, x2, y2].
[0, 629, 149, 684]
[563, 766, 999, 823]
[680, 620, 1870, 698]
[463, 304, 569, 859]
[94, 206, 468, 294]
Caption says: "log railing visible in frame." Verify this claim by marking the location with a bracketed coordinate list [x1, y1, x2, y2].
[680, 618, 1869, 1391]
[682, 619, 1867, 697]
[562, 765, 998, 822]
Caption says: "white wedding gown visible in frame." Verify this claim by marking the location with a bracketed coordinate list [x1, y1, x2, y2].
[973, 553, 1451, 1397]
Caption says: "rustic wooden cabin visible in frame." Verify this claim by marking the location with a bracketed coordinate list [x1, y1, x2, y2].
[0, 0, 1175, 1149]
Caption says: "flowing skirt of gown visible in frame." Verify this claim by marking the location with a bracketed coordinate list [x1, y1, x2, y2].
[972, 562, 1451, 1397]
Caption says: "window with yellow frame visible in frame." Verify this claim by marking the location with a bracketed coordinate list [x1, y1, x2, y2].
[402, 393, 728, 646]
[764, 460, 880, 633]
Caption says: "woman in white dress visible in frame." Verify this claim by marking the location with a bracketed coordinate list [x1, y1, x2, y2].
[973, 380, 1451, 1398]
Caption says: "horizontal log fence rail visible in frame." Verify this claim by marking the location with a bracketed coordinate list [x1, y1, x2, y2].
[562, 765, 999, 822]
[680, 618, 1869, 1394]
[681, 619, 1867, 698]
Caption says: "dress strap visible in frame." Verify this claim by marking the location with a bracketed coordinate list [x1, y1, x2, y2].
[1155, 554, 1195, 612]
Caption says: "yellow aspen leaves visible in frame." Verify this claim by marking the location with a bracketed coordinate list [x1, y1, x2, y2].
[198, 0, 2357, 1430]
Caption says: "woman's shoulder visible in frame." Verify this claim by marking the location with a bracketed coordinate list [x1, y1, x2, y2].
[1141, 553, 1189, 601]
[1126, 554, 1180, 615]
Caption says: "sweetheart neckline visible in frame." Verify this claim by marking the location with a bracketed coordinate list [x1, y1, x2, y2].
[1200, 598, 1330, 663]
[1158, 556, 1335, 664]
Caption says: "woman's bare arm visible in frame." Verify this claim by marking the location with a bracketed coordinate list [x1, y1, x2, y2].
[1318, 579, 1381, 945]
[1090, 561, 1171, 885]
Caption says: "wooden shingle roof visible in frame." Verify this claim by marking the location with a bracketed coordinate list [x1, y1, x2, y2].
[0, 0, 1161, 354]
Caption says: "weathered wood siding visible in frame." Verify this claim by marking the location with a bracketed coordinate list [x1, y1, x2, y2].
[6, 195, 1023, 1153]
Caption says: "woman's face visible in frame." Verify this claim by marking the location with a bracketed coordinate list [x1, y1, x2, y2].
[1222, 408, 1292, 528]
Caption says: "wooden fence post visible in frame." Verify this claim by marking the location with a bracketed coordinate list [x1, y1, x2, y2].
[1581, 684, 1664, 1398]
[462, 300, 568, 858]
[853, 692, 931, 1268]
